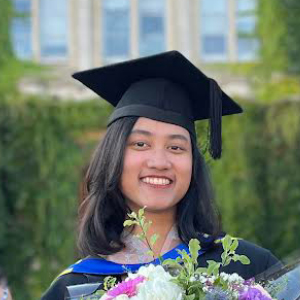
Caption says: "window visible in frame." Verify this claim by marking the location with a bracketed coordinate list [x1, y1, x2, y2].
[102, 0, 130, 62]
[139, 0, 165, 56]
[237, 0, 256, 12]
[11, 0, 32, 60]
[39, 0, 69, 60]
[200, 0, 229, 62]
[236, 0, 258, 61]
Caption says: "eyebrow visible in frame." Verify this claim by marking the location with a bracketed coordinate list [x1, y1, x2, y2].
[130, 129, 189, 142]
[130, 129, 152, 136]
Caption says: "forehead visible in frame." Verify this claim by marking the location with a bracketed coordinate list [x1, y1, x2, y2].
[131, 117, 191, 139]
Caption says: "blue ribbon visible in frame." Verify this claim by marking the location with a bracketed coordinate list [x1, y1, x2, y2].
[67, 243, 207, 276]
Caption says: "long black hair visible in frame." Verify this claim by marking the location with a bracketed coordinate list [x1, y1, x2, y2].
[77, 116, 221, 257]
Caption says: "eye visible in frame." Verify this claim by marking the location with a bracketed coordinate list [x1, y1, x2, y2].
[168, 145, 185, 152]
[130, 141, 150, 150]
[135, 142, 147, 147]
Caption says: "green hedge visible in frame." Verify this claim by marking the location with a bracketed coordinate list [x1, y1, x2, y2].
[206, 101, 300, 259]
[0, 97, 111, 299]
[0, 97, 299, 299]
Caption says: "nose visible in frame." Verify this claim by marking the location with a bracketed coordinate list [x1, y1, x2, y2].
[146, 149, 172, 170]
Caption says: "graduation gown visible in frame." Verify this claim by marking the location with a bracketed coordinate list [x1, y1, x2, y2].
[40, 239, 279, 300]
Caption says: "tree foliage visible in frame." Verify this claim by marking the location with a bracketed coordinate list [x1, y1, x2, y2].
[256, 0, 288, 76]
[0, 98, 111, 300]
[281, 0, 300, 74]
[0, 0, 13, 66]
[207, 101, 300, 260]
[257, 0, 300, 75]
[255, 0, 300, 102]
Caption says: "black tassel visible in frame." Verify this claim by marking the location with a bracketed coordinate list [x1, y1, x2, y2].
[209, 79, 222, 159]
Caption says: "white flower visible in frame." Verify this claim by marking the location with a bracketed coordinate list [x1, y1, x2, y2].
[129, 264, 173, 282]
[128, 264, 183, 300]
[232, 291, 239, 298]
[115, 295, 130, 300]
[190, 276, 196, 282]
[228, 273, 244, 283]
[133, 279, 183, 300]
[220, 272, 229, 281]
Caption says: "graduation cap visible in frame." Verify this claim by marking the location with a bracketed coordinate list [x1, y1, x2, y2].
[72, 50, 242, 159]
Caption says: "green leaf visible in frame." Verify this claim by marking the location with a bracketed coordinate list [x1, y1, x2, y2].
[222, 235, 232, 251]
[184, 294, 196, 300]
[180, 250, 191, 262]
[176, 249, 186, 257]
[221, 251, 227, 264]
[176, 257, 182, 263]
[128, 211, 137, 219]
[224, 258, 233, 266]
[138, 207, 146, 219]
[212, 262, 221, 276]
[163, 258, 181, 267]
[95, 290, 105, 296]
[189, 239, 201, 263]
[150, 233, 159, 247]
[238, 254, 251, 265]
[123, 220, 137, 227]
[103, 276, 117, 290]
[229, 238, 239, 252]
[140, 216, 145, 227]
[195, 267, 207, 274]
[207, 260, 217, 274]
[207, 260, 221, 276]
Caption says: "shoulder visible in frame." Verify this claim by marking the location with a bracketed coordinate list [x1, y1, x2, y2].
[235, 239, 279, 268]
[40, 273, 104, 300]
[41, 273, 88, 300]
[198, 238, 280, 280]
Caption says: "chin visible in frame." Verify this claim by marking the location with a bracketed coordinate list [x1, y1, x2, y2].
[143, 203, 176, 213]
[127, 197, 178, 213]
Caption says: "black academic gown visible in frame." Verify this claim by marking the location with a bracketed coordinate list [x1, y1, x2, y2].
[41, 239, 279, 300]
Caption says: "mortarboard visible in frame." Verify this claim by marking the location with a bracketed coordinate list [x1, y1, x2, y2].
[72, 50, 242, 159]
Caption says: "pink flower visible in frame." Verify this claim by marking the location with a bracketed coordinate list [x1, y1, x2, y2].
[106, 276, 146, 299]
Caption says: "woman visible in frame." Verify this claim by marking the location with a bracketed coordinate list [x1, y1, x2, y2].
[41, 51, 279, 300]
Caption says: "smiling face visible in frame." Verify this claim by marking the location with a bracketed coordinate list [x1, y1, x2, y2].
[120, 117, 193, 214]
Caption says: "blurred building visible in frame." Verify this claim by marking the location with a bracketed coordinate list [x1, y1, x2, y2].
[12, 0, 257, 70]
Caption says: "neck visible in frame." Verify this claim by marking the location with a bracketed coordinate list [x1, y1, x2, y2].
[131, 208, 177, 258]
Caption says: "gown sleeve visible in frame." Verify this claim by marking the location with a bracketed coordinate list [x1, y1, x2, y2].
[40, 273, 104, 300]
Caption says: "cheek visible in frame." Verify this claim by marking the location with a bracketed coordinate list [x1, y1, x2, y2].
[122, 151, 144, 174]
[177, 155, 193, 188]
[179, 153, 193, 174]
[120, 151, 144, 190]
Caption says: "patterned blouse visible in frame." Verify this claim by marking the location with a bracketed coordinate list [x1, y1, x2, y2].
[106, 225, 181, 264]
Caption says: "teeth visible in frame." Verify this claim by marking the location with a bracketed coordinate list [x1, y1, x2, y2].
[142, 177, 171, 185]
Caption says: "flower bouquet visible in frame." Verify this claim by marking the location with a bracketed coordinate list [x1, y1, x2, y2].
[66, 209, 300, 300]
